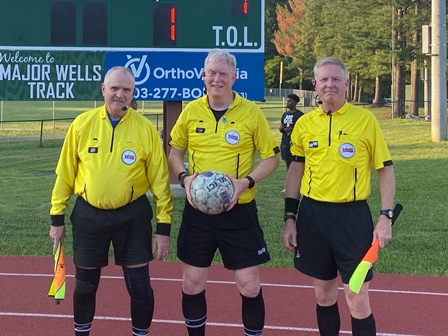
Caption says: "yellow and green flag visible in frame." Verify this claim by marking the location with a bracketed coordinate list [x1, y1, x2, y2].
[349, 240, 379, 294]
[48, 242, 66, 304]
[349, 203, 403, 294]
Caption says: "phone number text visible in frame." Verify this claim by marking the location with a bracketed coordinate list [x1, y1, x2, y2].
[134, 87, 248, 100]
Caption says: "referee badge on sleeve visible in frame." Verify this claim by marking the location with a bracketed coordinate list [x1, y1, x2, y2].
[308, 141, 318, 148]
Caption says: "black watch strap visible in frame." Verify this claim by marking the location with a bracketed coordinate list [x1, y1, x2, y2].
[178, 171, 188, 188]
[245, 175, 255, 189]
[380, 209, 393, 220]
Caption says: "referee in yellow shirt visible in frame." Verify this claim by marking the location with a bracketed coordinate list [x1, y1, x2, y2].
[282, 57, 395, 336]
[49, 66, 172, 336]
[169, 49, 279, 336]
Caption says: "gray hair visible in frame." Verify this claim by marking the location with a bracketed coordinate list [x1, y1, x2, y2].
[204, 49, 237, 74]
[104, 66, 135, 86]
[314, 57, 348, 80]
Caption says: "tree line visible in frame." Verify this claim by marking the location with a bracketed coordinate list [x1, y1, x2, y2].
[264, 0, 439, 117]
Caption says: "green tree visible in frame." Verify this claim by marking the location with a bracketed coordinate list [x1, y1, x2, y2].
[264, 56, 297, 89]
[268, 0, 432, 108]
[391, 0, 431, 117]
[270, 0, 311, 89]
[296, 0, 393, 101]
[265, 0, 288, 61]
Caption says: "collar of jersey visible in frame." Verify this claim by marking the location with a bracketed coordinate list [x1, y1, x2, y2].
[318, 100, 349, 116]
[199, 90, 242, 110]
[100, 104, 132, 122]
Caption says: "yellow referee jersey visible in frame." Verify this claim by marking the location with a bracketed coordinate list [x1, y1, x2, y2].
[290, 102, 392, 202]
[50, 105, 172, 225]
[170, 92, 279, 204]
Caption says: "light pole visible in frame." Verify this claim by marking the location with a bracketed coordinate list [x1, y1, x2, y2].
[279, 61, 283, 93]
[391, 4, 395, 115]
[430, 0, 447, 141]
[298, 67, 303, 90]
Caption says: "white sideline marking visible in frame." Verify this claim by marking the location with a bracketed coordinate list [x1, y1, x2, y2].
[0, 312, 426, 336]
[0, 272, 447, 297]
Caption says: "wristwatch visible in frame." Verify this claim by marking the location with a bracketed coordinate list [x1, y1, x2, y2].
[178, 171, 188, 188]
[283, 214, 296, 222]
[380, 209, 393, 220]
[245, 175, 255, 189]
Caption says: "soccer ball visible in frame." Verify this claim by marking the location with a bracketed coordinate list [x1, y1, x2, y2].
[190, 171, 234, 215]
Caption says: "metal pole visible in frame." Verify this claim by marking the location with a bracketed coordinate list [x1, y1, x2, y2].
[391, 5, 395, 117]
[279, 61, 283, 95]
[1, 101, 3, 130]
[52, 101, 56, 129]
[430, 0, 447, 141]
[423, 60, 431, 121]
[39, 120, 44, 147]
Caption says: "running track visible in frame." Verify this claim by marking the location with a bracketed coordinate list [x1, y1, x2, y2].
[0, 256, 446, 335]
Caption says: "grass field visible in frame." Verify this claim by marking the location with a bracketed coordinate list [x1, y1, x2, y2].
[0, 100, 447, 276]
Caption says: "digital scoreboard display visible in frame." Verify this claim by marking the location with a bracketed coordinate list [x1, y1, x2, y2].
[0, 0, 264, 101]
[150, 0, 261, 50]
[0, 0, 263, 52]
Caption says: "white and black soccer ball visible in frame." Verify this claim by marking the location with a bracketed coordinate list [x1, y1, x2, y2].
[190, 170, 234, 215]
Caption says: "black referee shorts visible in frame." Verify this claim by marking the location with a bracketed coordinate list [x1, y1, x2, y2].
[294, 197, 374, 284]
[177, 200, 270, 270]
[70, 195, 154, 268]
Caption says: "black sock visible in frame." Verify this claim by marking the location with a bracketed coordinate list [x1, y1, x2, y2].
[182, 290, 207, 336]
[241, 288, 265, 336]
[352, 314, 376, 336]
[123, 265, 153, 336]
[316, 303, 340, 336]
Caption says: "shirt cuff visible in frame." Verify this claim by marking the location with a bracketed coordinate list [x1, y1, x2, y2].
[156, 223, 171, 236]
[51, 215, 65, 226]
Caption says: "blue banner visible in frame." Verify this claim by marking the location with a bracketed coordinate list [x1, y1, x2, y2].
[105, 51, 264, 101]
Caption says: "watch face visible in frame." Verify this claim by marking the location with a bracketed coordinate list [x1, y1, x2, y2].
[381, 210, 393, 219]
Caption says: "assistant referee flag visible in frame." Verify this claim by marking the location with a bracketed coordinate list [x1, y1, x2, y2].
[48, 242, 66, 304]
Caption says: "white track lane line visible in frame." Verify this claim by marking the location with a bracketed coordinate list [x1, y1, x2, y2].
[1, 272, 447, 297]
[0, 312, 426, 336]
[0, 272, 441, 335]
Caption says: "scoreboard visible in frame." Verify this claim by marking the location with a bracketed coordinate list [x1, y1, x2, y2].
[0, 0, 263, 52]
[0, 0, 264, 101]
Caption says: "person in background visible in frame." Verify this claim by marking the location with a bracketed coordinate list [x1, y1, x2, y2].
[49, 66, 172, 336]
[130, 99, 138, 110]
[169, 49, 279, 336]
[279, 93, 304, 172]
[282, 57, 395, 336]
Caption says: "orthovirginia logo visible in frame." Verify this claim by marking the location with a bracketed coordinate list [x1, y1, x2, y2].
[125, 55, 150, 86]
